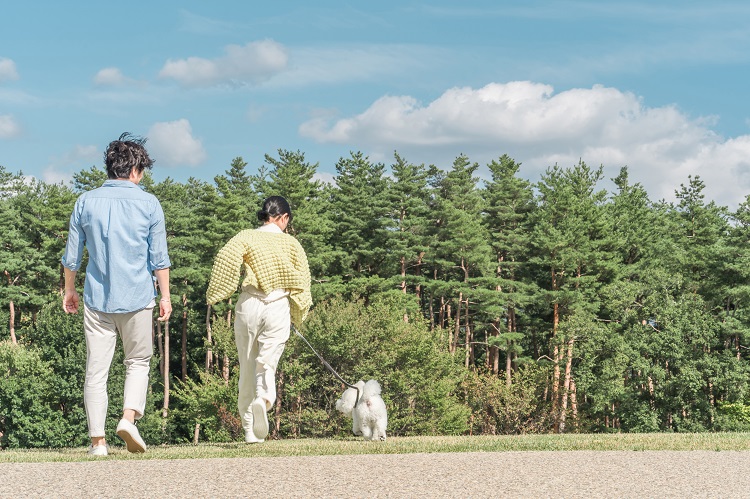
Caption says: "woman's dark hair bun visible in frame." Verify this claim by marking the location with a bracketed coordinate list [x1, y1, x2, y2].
[258, 196, 292, 224]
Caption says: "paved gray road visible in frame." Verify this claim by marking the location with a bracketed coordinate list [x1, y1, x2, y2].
[2, 451, 750, 498]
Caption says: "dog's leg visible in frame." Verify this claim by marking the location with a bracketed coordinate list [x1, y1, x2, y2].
[377, 412, 387, 441]
[360, 422, 373, 440]
[376, 423, 387, 441]
[352, 411, 363, 436]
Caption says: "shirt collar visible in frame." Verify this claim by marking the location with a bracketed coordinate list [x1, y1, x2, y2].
[257, 223, 284, 233]
[102, 179, 143, 189]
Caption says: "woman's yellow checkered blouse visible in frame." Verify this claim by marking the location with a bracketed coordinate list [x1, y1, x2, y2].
[206, 230, 312, 326]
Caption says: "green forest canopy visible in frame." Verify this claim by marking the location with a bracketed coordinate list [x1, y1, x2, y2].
[2, 149, 750, 448]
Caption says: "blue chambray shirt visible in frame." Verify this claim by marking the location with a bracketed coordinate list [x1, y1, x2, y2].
[61, 179, 171, 313]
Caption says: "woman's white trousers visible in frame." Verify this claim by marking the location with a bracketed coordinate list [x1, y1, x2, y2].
[234, 292, 290, 435]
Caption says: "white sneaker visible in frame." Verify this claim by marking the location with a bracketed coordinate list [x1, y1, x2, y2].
[87, 444, 109, 457]
[244, 430, 265, 444]
[116, 418, 147, 453]
[251, 398, 269, 440]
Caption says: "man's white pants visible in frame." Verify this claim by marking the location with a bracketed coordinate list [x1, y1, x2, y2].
[234, 292, 290, 435]
[83, 304, 153, 438]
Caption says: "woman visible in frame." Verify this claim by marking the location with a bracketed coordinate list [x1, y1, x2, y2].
[206, 196, 312, 443]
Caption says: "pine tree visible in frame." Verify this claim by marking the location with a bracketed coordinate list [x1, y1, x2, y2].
[723, 196, 750, 362]
[1, 177, 68, 336]
[427, 155, 493, 367]
[329, 152, 390, 289]
[149, 177, 215, 383]
[212, 157, 260, 241]
[71, 166, 108, 193]
[482, 154, 536, 381]
[674, 175, 729, 296]
[529, 160, 610, 431]
[260, 149, 334, 280]
[385, 153, 431, 302]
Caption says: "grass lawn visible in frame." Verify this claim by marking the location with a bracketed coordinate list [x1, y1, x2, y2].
[3, 432, 750, 463]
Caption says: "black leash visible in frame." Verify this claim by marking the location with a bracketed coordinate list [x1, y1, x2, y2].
[291, 324, 360, 406]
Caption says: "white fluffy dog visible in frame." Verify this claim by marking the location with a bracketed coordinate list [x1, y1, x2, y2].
[335, 379, 388, 441]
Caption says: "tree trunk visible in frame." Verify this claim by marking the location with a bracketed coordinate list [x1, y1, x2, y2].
[506, 306, 516, 386]
[464, 299, 472, 369]
[550, 267, 561, 429]
[494, 258, 503, 377]
[459, 300, 474, 369]
[162, 320, 170, 418]
[400, 255, 406, 293]
[505, 340, 512, 387]
[429, 292, 435, 332]
[193, 423, 201, 445]
[439, 296, 445, 330]
[205, 305, 213, 372]
[648, 376, 655, 409]
[509, 306, 517, 371]
[157, 318, 165, 376]
[274, 370, 284, 439]
[551, 302, 561, 429]
[737, 334, 742, 360]
[446, 303, 452, 350]
[490, 320, 500, 375]
[558, 336, 574, 433]
[9, 300, 17, 345]
[181, 294, 188, 382]
[451, 293, 462, 355]
[571, 379, 578, 429]
[415, 252, 424, 301]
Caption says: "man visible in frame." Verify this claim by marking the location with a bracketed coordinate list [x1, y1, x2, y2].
[61, 133, 171, 456]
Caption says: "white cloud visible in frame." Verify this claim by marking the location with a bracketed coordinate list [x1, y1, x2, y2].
[312, 171, 335, 185]
[300, 81, 750, 208]
[45, 145, 102, 168]
[0, 58, 19, 82]
[94, 67, 127, 86]
[146, 119, 206, 167]
[0, 114, 20, 138]
[158, 40, 288, 87]
[40, 144, 99, 185]
[41, 168, 73, 185]
[63, 144, 99, 162]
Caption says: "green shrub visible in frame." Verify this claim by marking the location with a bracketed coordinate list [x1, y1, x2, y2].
[279, 295, 470, 438]
[0, 341, 75, 448]
[714, 402, 750, 432]
[463, 365, 554, 435]
[166, 370, 241, 443]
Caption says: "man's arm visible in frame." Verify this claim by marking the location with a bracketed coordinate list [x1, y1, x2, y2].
[154, 267, 172, 322]
[63, 267, 80, 314]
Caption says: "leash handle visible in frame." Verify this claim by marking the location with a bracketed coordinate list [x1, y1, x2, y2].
[292, 325, 360, 405]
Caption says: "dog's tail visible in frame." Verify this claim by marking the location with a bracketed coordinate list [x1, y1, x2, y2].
[362, 379, 382, 399]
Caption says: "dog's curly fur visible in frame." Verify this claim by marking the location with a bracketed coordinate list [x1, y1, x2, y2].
[335, 379, 387, 441]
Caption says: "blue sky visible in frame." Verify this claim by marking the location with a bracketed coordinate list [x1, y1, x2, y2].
[2, 1, 750, 208]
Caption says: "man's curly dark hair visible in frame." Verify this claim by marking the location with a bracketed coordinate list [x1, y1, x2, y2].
[104, 132, 155, 179]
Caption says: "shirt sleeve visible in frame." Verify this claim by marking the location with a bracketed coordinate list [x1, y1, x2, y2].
[148, 200, 171, 271]
[206, 232, 248, 305]
[60, 198, 86, 271]
[289, 239, 313, 326]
